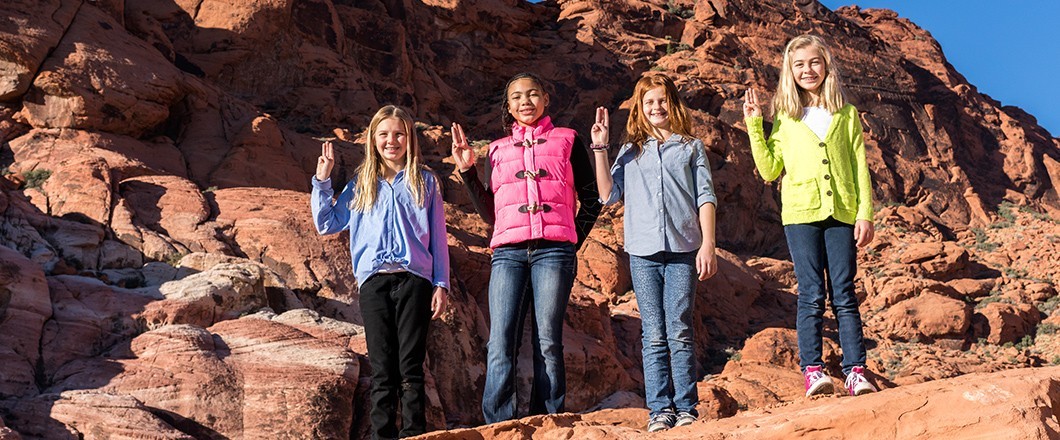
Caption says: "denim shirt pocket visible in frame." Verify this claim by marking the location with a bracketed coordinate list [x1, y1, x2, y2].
[783, 178, 822, 211]
[663, 142, 694, 175]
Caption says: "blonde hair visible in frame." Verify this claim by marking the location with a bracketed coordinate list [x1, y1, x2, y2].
[773, 34, 847, 120]
[625, 74, 694, 155]
[351, 105, 426, 211]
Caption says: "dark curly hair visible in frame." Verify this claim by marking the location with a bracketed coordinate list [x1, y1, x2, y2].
[500, 72, 551, 135]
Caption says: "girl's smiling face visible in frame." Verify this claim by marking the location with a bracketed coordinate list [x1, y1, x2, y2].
[791, 45, 827, 93]
[374, 117, 408, 169]
[506, 78, 549, 127]
[642, 86, 671, 132]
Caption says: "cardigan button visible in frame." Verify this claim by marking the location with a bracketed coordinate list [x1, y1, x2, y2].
[824, 174, 831, 180]
[818, 142, 826, 147]
[822, 158, 829, 164]
[826, 190, 833, 196]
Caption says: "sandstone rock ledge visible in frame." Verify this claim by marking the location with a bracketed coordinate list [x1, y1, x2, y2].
[419, 366, 1060, 439]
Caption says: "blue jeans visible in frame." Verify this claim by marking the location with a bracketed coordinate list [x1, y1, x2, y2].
[481, 240, 576, 423]
[629, 251, 699, 417]
[785, 217, 867, 376]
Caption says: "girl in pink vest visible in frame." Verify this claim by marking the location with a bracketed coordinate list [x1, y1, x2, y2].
[450, 72, 601, 423]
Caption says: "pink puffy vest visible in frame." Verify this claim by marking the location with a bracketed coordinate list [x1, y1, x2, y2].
[488, 116, 578, 248]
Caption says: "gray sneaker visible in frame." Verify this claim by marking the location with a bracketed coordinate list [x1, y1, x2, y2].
[674, 411, 697, 427]
[647, 412, 676, 432]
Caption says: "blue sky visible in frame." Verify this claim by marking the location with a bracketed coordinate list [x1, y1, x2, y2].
[819, 0, 1059, 137]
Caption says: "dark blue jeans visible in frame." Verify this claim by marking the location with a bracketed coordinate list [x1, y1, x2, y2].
[481, 240, 576, 424]
[785, 217, 867, 376]
[629, 251, 699, 418]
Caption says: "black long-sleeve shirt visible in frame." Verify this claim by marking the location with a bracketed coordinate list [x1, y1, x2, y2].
[459, 137, 601, 250]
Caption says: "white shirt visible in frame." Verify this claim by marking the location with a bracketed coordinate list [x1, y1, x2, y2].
[802, 106, 833, 140]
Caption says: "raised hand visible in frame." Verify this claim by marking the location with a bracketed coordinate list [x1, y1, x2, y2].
[450, 123, 476, 173]
[316, 141, 335, 181]
[590, 107, 609, 147]
[743, 88, 762, 119]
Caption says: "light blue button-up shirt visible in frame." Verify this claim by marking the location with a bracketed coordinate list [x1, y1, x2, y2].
[605, 134, 717, 257]
[311, 169, 450, 290]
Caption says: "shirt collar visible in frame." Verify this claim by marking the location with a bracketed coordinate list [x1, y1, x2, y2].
[378, 168, 407, 184]
[647, 132, 684, 145]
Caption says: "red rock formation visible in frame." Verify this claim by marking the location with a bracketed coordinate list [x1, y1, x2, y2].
[1, 0, 1059, 438]
[36, 316, 361, 439]
[415, 366, 1060, 439]
[0, 0, 80, 101]
[974, 302, 1041, 345]
[2, 391, 194, 439]
[40, 275, 157, 381]
[0, 246, 51, 398]
[22, 6, 186, 137]
[872, 292, 972, 341]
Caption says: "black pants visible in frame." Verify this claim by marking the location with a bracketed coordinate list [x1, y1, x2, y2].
[360, 272, 433, 439]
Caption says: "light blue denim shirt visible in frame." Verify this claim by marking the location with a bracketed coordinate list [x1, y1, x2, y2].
[605, 134, 717, 257]
[311, 169, 450, 290]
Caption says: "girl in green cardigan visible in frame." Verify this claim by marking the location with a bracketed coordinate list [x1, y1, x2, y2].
[743, 34, 878, 397]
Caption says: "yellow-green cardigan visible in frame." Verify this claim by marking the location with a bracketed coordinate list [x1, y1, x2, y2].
[745, 104, 874, 226]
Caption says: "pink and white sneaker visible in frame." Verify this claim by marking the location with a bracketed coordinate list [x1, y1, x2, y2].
[844, 366, 878, 396]
[803, 365, 834, 397]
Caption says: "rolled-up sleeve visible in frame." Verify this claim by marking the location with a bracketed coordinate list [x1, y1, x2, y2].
[691, 139, 717, 208]
[605, 144, 633, 205]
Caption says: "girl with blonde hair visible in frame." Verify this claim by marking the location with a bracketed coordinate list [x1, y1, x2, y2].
[743, 34, 878, 397]
[311, 105, 450, 439]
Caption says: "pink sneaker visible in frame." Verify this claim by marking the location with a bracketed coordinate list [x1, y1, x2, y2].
[845, 366, 877, 396]
[803, 365, 834, 397]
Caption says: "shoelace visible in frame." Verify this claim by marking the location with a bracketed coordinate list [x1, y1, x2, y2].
[846, 372, 864, 388]
[649, 413, 676, 424]
[805, 369, 826, 387]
